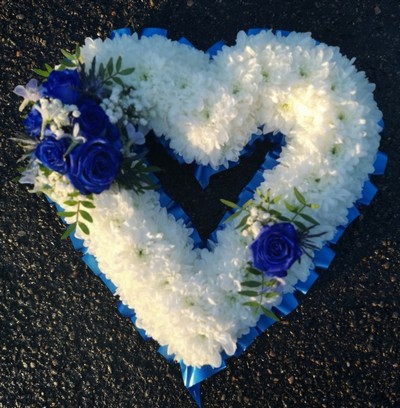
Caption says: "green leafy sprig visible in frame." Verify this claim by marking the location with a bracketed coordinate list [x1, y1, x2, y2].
[97, 56, 135, 87]
[221, 187, 321, 239]
[221, 187, 325, 320]
[240, 264, 280, 321]
[116, 154, 160, 194]
[57, 191, 95, 239]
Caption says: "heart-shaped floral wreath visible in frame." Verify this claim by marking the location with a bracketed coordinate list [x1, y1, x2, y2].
[14, 27, 386, 406]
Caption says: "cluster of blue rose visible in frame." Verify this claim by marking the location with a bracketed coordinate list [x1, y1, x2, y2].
[22, 69, 122, 195]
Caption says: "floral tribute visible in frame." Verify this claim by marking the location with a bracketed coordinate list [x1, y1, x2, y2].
[13, 27, 385, 406]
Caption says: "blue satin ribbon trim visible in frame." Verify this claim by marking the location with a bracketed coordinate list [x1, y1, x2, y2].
[51, 27, 386, 408]
[294, 270, 319, 295]
[110, 27, 132, 39]
[178, 37, 195, 47]
[206, 40, 225, 57]
[141, 27, 168, 38]
[373, 151, 388, 175]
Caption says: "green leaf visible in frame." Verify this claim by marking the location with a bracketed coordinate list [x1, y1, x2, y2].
[242, 301, 261, 309]
[299, 213, 319, 225]
[268, 209, 282, 217]
[104, 80, 113, 87]
[276, 214, 291, 222]
[75, 43, 81, 59]
[99, 63, 105, 78]
[241, 280, 262, 288]
[284, 200, 298, 213]
[57, 211, 76, 218]
[116, 55, 122, 72]
[119, 67, 135, 75]
[106, 58, 114, 75]
[112, 76, 124, 86]
[60, 48, 74, 60]
[80, 201, 95, 209]
[32, 68, 50, 78]
[61, 223, 76, 240]
[271, 194, 281, 204]
[45, 63, 53, 72]
[220, 199, 239, 209]
[309, 203, 320, 209]
[260, 305, 279, 321]
[78, 222, 90, 235]
[79, 210, 93, 223]
[235, 213, 249, 230]
[246, 266, 263, 276]
[262, 291, 278, 299]
[69, 191, 80, 197]
[63, 200, 78, 206]
[238, 290, 259, 297]
[223, 211, 242, 224]
[242, 199, 253, 209]
[294, 187, 307, 205]
[59, 59, 76, 68]
[293, 220, 308, 231]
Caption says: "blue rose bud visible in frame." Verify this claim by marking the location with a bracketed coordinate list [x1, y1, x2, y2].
[35, 136, 69, 174]
[23, 107, 42, 139]
[42, 69, 80, 104]
[67, 138, 122, 195]
[250, 223, 302, 277]
[76, 100, 109, 137]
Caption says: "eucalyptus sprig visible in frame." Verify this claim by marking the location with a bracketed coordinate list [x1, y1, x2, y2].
[58, 191, 95, 239]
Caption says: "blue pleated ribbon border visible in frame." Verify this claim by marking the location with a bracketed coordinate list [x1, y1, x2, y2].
[47, 27, 387, 407]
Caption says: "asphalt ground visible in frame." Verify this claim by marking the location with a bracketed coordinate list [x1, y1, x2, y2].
[1, 1, 399, 407]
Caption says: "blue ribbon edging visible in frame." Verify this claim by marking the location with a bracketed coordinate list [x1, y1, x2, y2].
[47, 27, 387, 408]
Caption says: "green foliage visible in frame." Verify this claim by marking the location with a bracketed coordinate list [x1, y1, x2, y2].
[239, 264, 279, 321]
[221, 187, 326, 320]
[116, 153, 159, 194]
[59, 194, 95, 239]
[97, 56, 135, 87]
[221, 187, 321, 235]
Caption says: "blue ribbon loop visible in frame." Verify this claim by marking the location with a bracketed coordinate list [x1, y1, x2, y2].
[206, 40, 225, 57]
[110, 28, 132, 39]
[373, 151, 388, 175]
[178, 37, 195, 48]
[141, 27, 168, 38]
[314, 246, 335, 269]
[357, 180, 378, 205]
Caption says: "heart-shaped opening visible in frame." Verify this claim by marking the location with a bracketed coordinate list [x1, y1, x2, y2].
[146, 132, 277, 240]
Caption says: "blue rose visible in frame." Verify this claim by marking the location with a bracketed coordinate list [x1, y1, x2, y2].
[250, 223, 302, 277]
[35, 136, 69, 174]
[42, 69, 80, 104]
[76, 100, 109, 137]
[23, 108, 42, 139]
[67, 138, 122, 194]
